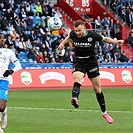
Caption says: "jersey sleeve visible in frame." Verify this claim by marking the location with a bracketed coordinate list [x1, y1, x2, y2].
[9, 50, 19, 63]
[9, 50, 22, 72]
[93, 32, 104, 42]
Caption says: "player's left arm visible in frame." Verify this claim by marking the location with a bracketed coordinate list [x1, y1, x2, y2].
[103, 37, 124, 46]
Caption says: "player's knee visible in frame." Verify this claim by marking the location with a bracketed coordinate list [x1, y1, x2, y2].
[93, 87, 101, 94]
[0, 105, 6, 112]
[74, 78, 82, 83]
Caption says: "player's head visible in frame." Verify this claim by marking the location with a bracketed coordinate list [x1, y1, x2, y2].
[0, 33, 5, 48]
[74, 20, 86, 38]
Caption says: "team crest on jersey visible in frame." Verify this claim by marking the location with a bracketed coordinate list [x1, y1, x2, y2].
[88, 37, 92, 42]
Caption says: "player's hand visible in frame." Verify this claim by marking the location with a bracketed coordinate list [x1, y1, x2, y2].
[3, 70, 14, 77]
[58, 43, 64, 50]
[117, 40, 124, 46]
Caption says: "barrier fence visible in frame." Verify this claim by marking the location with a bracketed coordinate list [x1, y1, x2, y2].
[9, 67, 132, 89]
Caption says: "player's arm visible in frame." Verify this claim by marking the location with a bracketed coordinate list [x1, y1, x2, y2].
[103, 37, 124, 46]
[3, 51, 22, 77]
[58, 35, 71, 50]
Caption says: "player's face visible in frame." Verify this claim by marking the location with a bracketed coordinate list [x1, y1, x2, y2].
[74, 24, 86, 38]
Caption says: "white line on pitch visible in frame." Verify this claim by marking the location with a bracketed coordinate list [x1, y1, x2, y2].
[8, 106, 132, 113]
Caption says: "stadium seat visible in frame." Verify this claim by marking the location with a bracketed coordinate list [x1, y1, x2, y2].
[21, 59, 28, 63]
[19, 52, 27, 59]
[28, 58, 34, 63]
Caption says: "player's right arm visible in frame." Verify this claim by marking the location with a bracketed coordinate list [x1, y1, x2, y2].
[58, 35, 71, 50]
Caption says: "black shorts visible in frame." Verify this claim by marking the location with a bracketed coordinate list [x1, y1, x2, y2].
[72, 57, 100, 78]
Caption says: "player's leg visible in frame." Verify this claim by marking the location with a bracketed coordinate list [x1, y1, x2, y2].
[71, 71, 84, 108]
[0, 100, 7, 129]
[0, 80, 9, 129]
[90, 76, 113, 124]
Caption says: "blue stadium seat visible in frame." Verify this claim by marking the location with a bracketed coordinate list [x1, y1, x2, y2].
[21, 59, 28, 63]
[28, 58, 34, 63]
[19, 52, 27, 59]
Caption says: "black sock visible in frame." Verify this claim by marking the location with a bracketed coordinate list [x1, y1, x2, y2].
[96, 92, 106, 113]
[72, 82, 81, 99]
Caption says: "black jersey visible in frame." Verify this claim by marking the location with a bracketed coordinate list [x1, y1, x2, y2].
[70, 30, 103, 57]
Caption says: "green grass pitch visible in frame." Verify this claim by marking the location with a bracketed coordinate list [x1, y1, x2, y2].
[3, 88, 132, 133]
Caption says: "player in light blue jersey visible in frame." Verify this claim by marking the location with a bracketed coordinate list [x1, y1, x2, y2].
[0, 34, 22, 130]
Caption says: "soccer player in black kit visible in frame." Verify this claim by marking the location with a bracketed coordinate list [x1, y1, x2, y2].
[58, 20, 124, 124]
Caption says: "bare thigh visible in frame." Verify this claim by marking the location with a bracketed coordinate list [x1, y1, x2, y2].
[90, 76, 101, 94]
[72, 71, 85, 84]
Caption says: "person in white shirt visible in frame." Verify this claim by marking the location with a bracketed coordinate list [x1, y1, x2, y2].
[0, 33, 22, 130]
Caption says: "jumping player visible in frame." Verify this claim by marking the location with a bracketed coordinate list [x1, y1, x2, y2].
[58, 20, 124, 124]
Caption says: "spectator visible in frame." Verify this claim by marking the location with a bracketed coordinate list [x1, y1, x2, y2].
[98, 52, 105, 63]
[42, 1, 49, 17]
[19, 37, 27, 52]
[25, 38, 32, 51]
[36, 1, 43, 17]
[4, 8, 14, 22]
[36, 51, 45, 63]
[29, 30, 37, 42]
[20, 18, 28, 31]
[27, 46, 37, 61]
[119, 51, 130, 62]
[31, 2, 38, 16]
[1, 16, 8, 31]
[114, 20, 121, 39]
[19, 8, 27, 20]
[128, 32, 133, 48]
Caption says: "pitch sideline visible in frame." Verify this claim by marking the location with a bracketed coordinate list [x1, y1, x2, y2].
[8, 106, 132, 113]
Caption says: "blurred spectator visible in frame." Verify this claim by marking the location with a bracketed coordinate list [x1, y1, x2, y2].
[95, 16, 101, 30]
[42, 1, 49, 17]
[50, 57, 56, 63]
[20, 18, 28, 31]
[36, 1, 43, 17]
[114, 20, 120, 39]
[15, 23, 23, 36]
[119, 51, 130, 62]
[5, 35, 14, 48]
[47, 2, 53, 17]
[113, 51, 120, 63]
[98, 52, 105, 63]
[26, 16, 34, 31]
[19, 8, 27, 20]
[25, 38, 32, 51]
[19, 37, 27, 52]
[27, 46, 37, 61]
[4, 8, 14, 22]
[25, 2, 32, 16]
[1, 16, 8, 31]
[128, 32, 133, 48]
[22, 30, 29, 42]
[36, 51, 45, 63]
[29, 30, 37, 42]
[53, 7, 62, 18]
[31, 2, 38, 16]
[40, 43, 48, 53]
[10, 44, 18, 57]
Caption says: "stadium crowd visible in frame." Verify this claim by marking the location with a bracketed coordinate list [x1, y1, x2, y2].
[102, 0, 133, 49]
[0, 0, 131, 64]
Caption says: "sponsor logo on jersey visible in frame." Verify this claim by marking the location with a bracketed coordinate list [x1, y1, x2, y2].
[88, 37, 92, 42]
[73, 42, 92, 47]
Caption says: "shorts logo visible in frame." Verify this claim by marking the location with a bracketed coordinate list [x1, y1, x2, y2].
[89, 67, 98, 73]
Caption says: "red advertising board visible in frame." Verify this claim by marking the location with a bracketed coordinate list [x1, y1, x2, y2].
[65, 0, 93, 14]
[9, 68, 133, 89]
